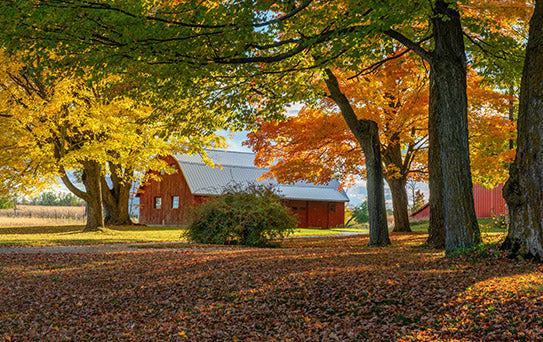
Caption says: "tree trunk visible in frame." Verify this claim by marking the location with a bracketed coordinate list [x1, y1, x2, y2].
[502, 0, 543, 260]
[59, 161, 104, 231]
[324, 69, 390, 246]
[101, 164, 134, 226]
[85, 191, 104, 232]
[382, 131, 411, 233]
[432, 0, 481, 253]
[81, 161, 104, 232]
[102, 184, 133, 225]
[426, 69, 445, 248]
[386, 176, 411, 232]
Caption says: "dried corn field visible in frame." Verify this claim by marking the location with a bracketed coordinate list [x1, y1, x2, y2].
[0, 205, 86, 226]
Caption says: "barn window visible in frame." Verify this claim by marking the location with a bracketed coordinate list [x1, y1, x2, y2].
[154, 197, 162, 209]
[160, 169, 165, 175]
[292, 206, 298, 210]
[300, 207, 306, 211]
[172, 196, 179, 209]
[170, 164, 177, 174]
[330, 204, 336, 212]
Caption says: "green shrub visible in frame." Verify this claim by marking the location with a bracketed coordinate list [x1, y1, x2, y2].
[351, 201, 369, 224]
[449, 241, 504, 259]
[185, 183, 297, 247]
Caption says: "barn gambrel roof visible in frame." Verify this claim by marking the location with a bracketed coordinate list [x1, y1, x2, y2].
[173, 150, 349, 203]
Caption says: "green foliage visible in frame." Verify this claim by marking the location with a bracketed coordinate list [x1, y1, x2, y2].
[449, 241, 504, 259]
[351, 201, 369, 224]
[185, 184, 296, 247]
[34, 192, 85, 207]
[0, 195, 14, 209]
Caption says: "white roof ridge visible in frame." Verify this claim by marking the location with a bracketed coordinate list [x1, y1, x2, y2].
[203, 148, 254, 155]
[178, 160, 268, 170]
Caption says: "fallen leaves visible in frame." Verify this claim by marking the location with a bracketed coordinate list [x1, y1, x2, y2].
[0, 234, 542, 341]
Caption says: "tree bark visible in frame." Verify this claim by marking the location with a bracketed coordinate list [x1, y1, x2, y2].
[386, 176, 411, 232]
[80, 161, 105, 232]
[324, 68, 390, 246]
[101, 163, 134, 226]
[60, 161, 104, 231]
[431, 0, 481, 253]
[382, 131, 411, 233]
[502, 0, 543, 260]
[426, 69, 445, 248]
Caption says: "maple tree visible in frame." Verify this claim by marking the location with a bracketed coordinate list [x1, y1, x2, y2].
[468, 73, 517, 188]
[246, 57, 429, 233]
[0, 53, 225, 230]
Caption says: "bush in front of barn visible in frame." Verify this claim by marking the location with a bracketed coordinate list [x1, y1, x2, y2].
[185, 183, 297, 247]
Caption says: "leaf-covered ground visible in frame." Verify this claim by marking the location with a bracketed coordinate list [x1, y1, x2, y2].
[1, 233, 542, 341]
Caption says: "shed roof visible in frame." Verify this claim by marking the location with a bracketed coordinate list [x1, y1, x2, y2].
[173, 150, 349, 202]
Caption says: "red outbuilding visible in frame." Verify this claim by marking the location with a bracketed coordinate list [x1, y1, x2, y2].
[410, 183, 508, 221]
[137, 150, 349, 228]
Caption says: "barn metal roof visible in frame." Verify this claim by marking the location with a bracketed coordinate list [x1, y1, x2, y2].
[173, 150, 349, 202]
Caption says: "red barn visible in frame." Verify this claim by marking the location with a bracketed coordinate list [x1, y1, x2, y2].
[410, 183, 508, 221]
[137, 150, 349, 228]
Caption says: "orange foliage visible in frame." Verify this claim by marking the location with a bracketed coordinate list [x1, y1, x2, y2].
[467, 71, 517, 187]
[246, 57, 516, 190]
[245, 55, 429, 187]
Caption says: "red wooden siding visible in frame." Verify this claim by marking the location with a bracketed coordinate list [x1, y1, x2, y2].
[282, 200, 344, 229]
[410, 184, 507, 221]
[410, 203, 430, 221]
[285, 200, 308, 228]
[138, 155, 346, 228]
[138, 155, 197, 226]
[328, 202, 345, 228]
[472, 183, 507, 217]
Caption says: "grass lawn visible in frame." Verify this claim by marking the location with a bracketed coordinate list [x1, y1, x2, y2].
[409, 218, 508, 234]
[0, 225, 186, 247]
[0, 224, 365, 247]
[1, 233, 541, 341]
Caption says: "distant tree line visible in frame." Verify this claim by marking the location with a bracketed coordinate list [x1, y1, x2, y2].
[32, 192, 85, 207]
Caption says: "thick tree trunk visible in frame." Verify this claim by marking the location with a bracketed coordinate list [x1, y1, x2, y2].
[324, 69, 390, 246]
[102, 164, 134, 226]
[85, 191, 104, 232]
[386, 177, 411, 232]
[432, 0, 480, 253]
[81, 161, 105, 232]
[426, 69, 445, 248]
[502, 0, 543, 260]
[59, 161, 104, 232]
[102, 185, 133, 225]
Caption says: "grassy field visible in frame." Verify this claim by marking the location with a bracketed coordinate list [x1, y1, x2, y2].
[0, 216, 506, 247]
[0, 221, 369, 247]
[409, 217, 507, 234]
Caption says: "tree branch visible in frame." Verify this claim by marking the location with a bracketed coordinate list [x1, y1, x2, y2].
[59, 168, 89, 201]
[384, 29, 433, 64]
